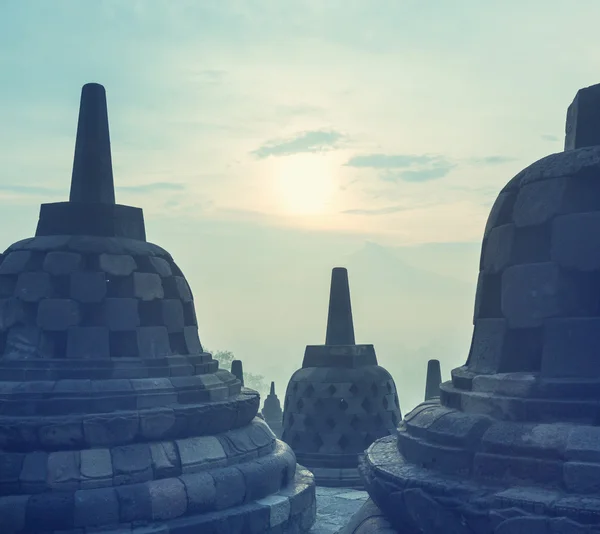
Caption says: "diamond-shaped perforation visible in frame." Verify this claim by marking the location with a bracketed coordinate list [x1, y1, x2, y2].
[296, 398, 304, 411]
[339, 398, 348, 411]
[326, 417, 336, 430]
[386, 381, 393, 394]
[361, 397, 372, 412]
[304, 383, 315, 397]
[327, 384, 337, 396]
[371, 383, 378, 397]
[349, 383, 359, 396]
[338, 435, 349, 450]
[313, 434, 324, 449]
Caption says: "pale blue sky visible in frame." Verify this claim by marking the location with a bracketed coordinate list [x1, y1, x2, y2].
[1, 1, 598, 409]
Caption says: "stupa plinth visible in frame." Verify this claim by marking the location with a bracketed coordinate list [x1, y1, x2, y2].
[0, 83, 316, 534]
[282, 267, 401, 488]
[341, 83, 600, 533]
[262, 381, 283, 438]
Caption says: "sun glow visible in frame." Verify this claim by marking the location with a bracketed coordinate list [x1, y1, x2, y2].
[271, 154, 337, 216]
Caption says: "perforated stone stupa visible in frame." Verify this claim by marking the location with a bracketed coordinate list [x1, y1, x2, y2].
[262, 382, 283, 438]
[341, 83, 600, 533]
[0, 83, 316, 534]
[282, 267, 401, 488]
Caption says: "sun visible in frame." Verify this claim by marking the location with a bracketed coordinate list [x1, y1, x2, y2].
[271, 154, 337, 216]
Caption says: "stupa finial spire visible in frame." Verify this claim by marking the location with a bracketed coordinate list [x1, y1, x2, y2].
[69, 83, 116, 204]
[325, 267, 355, 345]
[424, 359, 442, 401]
[270, 381, 275, 395]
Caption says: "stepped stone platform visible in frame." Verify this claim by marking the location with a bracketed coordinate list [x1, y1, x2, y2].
[282, 268, 401, 489]
[0, 83, 315, 534]
[340, 83, 600, 533]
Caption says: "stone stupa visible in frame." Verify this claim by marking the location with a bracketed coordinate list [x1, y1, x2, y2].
[262, 381, 283, 438]
[341, 83, 600, 533]
[0, 83, 316, 534]
[282, 267, 401, 488]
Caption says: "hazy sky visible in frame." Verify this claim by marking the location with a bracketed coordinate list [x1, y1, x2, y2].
[1, 1, 599, 410]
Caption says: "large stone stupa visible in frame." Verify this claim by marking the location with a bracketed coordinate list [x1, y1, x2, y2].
[282, 267, 401, 488]
[0, 83, 316, 534]
[342, 83, 600, 533]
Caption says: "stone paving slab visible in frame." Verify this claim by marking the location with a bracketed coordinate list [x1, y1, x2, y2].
[309, 486, 369, 534]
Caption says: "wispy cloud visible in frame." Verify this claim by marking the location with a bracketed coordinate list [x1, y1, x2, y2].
[469, 155, 515, 165]
[0, 184, 62, 196]
[117, 182, 185, 193]
[345, 153, 455, 183]
[541, 134, 560, 142]
[343, 205, 412, 215]
[252, 130, 343, 159]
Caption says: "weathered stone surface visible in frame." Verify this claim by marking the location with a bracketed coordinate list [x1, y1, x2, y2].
[133, 272, 164, 301]
[80, 448, 113, 489]
[482, 224, 514, 274]
[66, 326, 110, 359]
[177, 436, 227, 473]
[149, 256, 172, 277]
[47, 450, 81, 490]
[183, 325, 202, 354]
[99, 254, 137, 276]
[70, 271, 107, 302]
[15, 271, 52, 301]
[180, 472, 216, 513]
[74, 487, 119, 527]
[513, 177, 566, 227]
[552, 212, 600, 270]
[565, 82, 600, 150]
[104, 298, 140, 330]
[138, 326, 171, 358]
[112, 444, 153, 485]
[162, 299, 185, 332]
[148, 478, 187, 520]
[43, 251, 83, 275]
[150, 441, 180, 478]
[0, 251, 32, 274]
[37, 298, 80, 330]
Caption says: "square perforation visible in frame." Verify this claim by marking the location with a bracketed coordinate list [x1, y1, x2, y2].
[109, 331, 139, 358]
[105, 275, 134, 298]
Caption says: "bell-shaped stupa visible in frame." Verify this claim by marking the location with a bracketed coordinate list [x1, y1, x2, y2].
[262, 381, 283, 438]
[0, 83, 316, 534]
[341, 83, 600, 533]
[282, 267, 401, 488]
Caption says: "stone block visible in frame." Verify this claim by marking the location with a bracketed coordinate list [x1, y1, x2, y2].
[70, 271, 107, 302]
[183, 325, 202, 354]
[74, 487, 119, 527]
[43, 251, 83, 275]
[565, 83, 600, 150]
[256, 494, 291, 528]
[116, 482, 152, 522]
[137, 326, 171, 358]
[25, 492, 74, 531]
[180, 472, 216, 513]
[565, 426, 600, 462]
[177, 436, 227, 473]
[80, 448, 113, 489]
[47, 450, 81, 490]
[0, 251, 31, 274]
[148, 478, 187, 520]
[83, 413, 139, 447]
[563, 461, 600, 493]
[0, 297, 24, 330]
[212, 466, 246, 510]
[99, 254, 137, 276]
[483, 191, 516, 238]
[501, 263, 561, 328]
[0, 495, 28, 533]
[20, 451, 48, 492]
[112, 444, 153, 485]
[140, 408, 176, 441]
[150, 441, 180, 478]
[149, 257, 172, 277]
[133, 272, 164, 301]
[37, 299, 80, 330]
[552, 212, 600, 270]
[467, 319, 507, 374]
[175, 276, 192, 302]
[162, 299, 185, 332]
[66, 326, 110, 359]
[542, 318, 600, 378]
[15, 271, 52, 301]
[104, 298, 140, 330]
[39, 419, 85, 449]
[481, 224, 514, 274]
[237, 455, 283, 502]
[513, 177, 566, 227]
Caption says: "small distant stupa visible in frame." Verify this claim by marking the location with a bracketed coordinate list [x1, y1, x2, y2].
[424, 359, 442, 401]
[262, 381, 283, 438]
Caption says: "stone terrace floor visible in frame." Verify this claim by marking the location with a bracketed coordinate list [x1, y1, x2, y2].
[310, 486, 369, 534]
